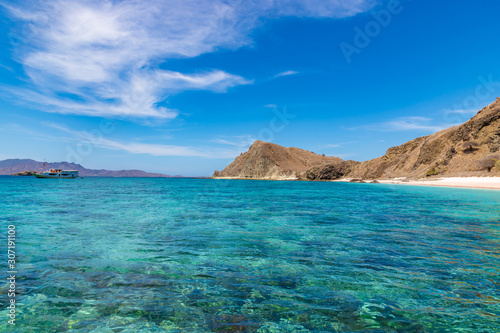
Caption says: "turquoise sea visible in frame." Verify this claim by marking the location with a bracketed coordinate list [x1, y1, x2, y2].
[1, 176, 499, 332]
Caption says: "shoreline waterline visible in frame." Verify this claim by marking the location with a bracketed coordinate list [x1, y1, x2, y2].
[372, 176, 500, 190]
[213, 176, 500, 190]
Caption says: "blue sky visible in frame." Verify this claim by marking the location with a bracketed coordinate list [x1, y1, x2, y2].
[1, 0, 499, 176]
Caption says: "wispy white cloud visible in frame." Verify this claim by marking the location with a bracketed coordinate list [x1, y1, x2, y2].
[157, 70, 252, 93]
[211, 135, 257, 147]
[3, 0, 375, 119]
[44, 122, 243, 158]
[270, 0, 376, 18]
[383, 117, 453, 132]
[441, 108, 477, 124]
[98, 139, 210, 157]
[3, 68, 251, 118]
[274, 70, 299, 78]
[442, 108, 477, 115]
[316, 141, 358, 149]
[4, 123, 75, 143]
[0, 64, 14, 72]
[351, 116, 457, 133]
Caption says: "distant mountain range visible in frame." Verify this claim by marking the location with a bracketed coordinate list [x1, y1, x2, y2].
[0, 159, 179, 177]
[214, 97, 500, 180]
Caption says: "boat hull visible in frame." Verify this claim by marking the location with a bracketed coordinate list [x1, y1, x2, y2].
[34, 174, 78, 179]
[34, 170, 79, 179]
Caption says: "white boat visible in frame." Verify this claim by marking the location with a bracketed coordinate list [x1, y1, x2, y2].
[34, 169, 79, 179]
[33, 162, 79, 179]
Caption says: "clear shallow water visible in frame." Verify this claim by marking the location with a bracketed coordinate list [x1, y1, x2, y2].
[0, 177, 499, 332]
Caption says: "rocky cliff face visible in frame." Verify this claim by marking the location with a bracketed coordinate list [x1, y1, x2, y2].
[212, 140, 358, 180]
[213, 97, 500, 180]
[349, 97, 500, 178]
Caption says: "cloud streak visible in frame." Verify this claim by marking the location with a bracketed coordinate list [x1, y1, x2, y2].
[211, 135, 257, 147]
[350, 116, 458, 133]
[316, 141, 358, 149]
[44, 122, 246, 158]
[274, 70, 299, 78]
[4, 0, 375, 119]
[383, 117, 454, 132]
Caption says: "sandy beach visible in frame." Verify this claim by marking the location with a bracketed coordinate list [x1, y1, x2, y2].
[217, 176, 500, 189]
[376, 177, 500, 190]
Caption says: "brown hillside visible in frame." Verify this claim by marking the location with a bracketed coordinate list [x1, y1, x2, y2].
[349, 97, 500, 178]
[212, 140, 353, 179]
[213, 97, 500, 181]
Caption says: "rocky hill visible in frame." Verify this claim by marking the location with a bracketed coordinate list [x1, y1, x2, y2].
[213, 97, 500, 180]
[212, 140, 358, 180]
[0, 159, 175, 177]
[349, 97, 500, 179]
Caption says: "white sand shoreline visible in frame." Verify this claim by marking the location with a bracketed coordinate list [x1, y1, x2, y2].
[213, 176, 500, 189]
[372, 177, 500, 190]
